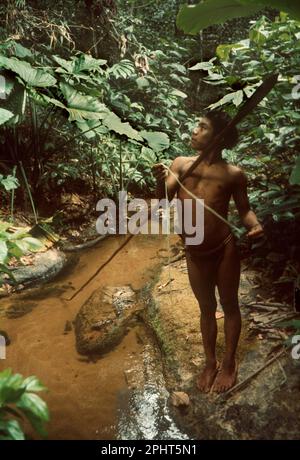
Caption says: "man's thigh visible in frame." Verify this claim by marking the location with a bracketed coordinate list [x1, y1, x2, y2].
[186, 251, 219, 310]
[216, 238, 241, 308]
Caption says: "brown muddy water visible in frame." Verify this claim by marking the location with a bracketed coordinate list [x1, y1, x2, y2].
[0, 233, 190, 440]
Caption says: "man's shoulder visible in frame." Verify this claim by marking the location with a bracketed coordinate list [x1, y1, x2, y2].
[173, 155, 192, 163]
[226, 164, 247, 185]
[171, 156, 193, 171]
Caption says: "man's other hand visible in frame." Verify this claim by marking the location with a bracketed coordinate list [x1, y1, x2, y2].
[246, 224, 264, 239]
[152, 163, 168, 182]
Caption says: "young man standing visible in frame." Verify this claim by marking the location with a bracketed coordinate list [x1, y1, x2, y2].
[152, 111, 264, 393]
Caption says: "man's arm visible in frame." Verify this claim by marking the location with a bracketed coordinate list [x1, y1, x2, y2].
[152, 157, 183, 201]
[232, 168, 264, 238]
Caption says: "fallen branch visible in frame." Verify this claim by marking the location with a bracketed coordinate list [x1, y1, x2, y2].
[244, 301, 289, 309]
[248, 305, 279, 312]
[259, 302, 290, 308]
[168, 252, 186, 264]
[262, 312, 298, 326]
[157, 278, 175, 291]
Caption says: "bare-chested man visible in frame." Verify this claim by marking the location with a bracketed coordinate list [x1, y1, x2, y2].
[152, 110, 264, 393]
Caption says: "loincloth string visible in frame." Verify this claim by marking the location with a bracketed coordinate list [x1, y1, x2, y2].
[185, 232, 234, 258]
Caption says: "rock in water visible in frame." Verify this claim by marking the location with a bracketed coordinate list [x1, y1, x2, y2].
[75, 285, 138, 355]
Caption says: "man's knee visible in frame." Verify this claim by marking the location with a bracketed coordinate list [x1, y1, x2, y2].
[220, 298, 239, 315]
[199, 299, 217, 316]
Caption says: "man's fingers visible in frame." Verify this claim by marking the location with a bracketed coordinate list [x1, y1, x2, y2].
[157, 172, 168, 181]
[152, 163, 168, 181]
[247, 229, 264, 239]
[152, 162, 163, 168]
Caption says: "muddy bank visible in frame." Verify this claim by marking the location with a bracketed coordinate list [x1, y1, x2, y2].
[147, 253, 300, 440]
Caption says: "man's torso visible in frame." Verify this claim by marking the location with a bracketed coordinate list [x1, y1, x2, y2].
[176, 156, 238, 250]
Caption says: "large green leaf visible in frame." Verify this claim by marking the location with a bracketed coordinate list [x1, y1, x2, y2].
[23, 376, 47, 393]
[216, 42, 248, 60]
[0, 108, 14, 125]
[76, 120, 108, 139]
[0, 369, 48, 439]
[73, 54, 107, 73]
[207, 91, 237, 110]
[16, 393, 49, 437]
[108, 60, 136, 79]
[21, 237, 43, 252]
[239, 0, 300, 20]
[11, 42, 33, 59]
[53, 54, 107, 75]
[102, 112, 143, 141]
[0, 419, 25, 440]
[177, 1, 300, 34]
[189, 61, 215, 71]
[17, 393, 49, 422]
[140, 131, 170, 152]
[76, 112, 143, 141]
[59, 82, 109, 121]
[0, 78, 27, 119]
[0, 56, 56, 87]
[176, 0, 261, 34]
[170, 89, 188, 98]
[0, 174, 19, 191]
[52, 55, 74, 73]
[136, 76, 150, 89]
[141, 146, 157, 164]
[0, 371, 26, 405]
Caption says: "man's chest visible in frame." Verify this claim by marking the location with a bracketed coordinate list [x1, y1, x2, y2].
[180, 160, 233, 196]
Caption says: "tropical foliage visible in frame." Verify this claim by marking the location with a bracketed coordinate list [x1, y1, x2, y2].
[177, 0, 300, 34]
[0, 368, 49, 440]
[0, 38, 192, 199]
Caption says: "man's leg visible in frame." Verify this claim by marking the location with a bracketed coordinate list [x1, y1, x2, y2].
[213, 238, 241, 393]
[186, 251, 219, 392]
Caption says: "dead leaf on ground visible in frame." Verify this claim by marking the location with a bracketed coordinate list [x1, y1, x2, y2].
[171, 391, 190, 408]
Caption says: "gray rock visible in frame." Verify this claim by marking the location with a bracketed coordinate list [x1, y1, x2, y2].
[3, 249, 67, 290]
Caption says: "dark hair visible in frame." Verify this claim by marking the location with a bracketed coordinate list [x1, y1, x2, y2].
[203, 110, 239, 149]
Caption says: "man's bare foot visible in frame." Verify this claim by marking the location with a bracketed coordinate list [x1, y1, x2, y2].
[212, 361, 238, 393]
[196, 362, 219, 393]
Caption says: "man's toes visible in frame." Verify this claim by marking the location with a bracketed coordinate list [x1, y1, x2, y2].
[201, 383, 210, 393]
[197, 380, 204, 392]
[213, 383, 220, 393]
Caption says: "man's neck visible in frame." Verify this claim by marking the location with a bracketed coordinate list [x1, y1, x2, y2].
[196, 149, 222, 164]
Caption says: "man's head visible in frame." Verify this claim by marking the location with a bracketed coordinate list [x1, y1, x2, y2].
[191, 110, 239, 152]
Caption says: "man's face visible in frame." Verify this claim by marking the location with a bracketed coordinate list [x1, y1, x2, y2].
[191, 117, 214, 151]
